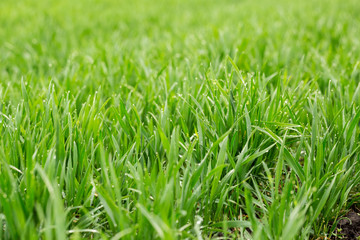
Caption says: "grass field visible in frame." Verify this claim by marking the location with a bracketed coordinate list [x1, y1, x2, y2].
[1, 0, 360, 239]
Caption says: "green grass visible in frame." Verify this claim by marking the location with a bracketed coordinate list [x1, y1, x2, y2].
[1, 0, 360, 239]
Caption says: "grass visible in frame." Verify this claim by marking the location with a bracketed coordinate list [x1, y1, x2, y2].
[0, 0, 360, 239]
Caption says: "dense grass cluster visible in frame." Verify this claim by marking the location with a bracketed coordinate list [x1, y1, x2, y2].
[1, 0, 360, 239]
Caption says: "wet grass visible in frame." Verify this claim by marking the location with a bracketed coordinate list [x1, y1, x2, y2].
[0, 0, 360, 239]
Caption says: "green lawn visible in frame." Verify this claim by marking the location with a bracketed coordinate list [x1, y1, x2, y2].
[1, 0, 360, 239]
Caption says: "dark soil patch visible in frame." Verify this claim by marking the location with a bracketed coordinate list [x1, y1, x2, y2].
[334, 209, 360, 239]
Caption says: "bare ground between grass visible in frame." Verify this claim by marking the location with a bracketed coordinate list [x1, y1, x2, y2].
[332, 206, 360, 239]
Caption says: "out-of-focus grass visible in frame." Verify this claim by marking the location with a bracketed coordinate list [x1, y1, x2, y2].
[0, 0, 360, 239]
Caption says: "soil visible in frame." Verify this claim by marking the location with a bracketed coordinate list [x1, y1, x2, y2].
[334, 209, 360, 239]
